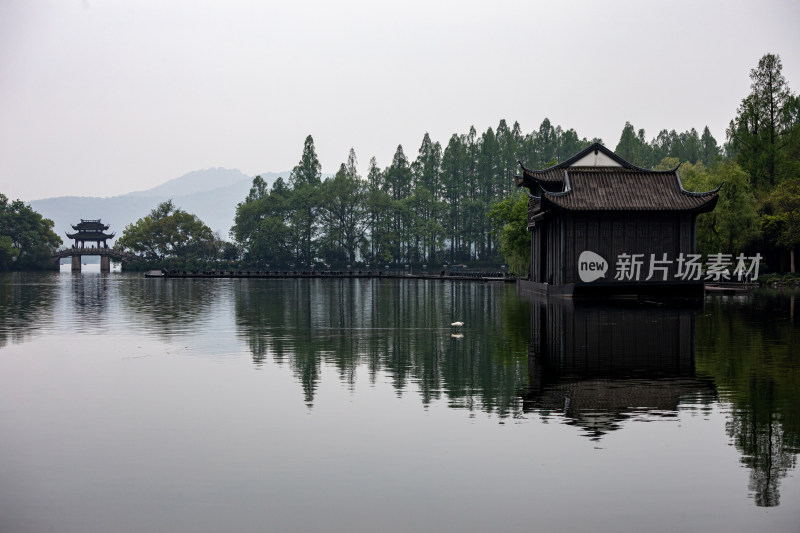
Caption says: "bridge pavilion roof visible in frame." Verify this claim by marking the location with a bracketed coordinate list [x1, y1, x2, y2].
[66, 230, 115, 240]
[70, 219, 110, 231]
[66, 219, 114, 240]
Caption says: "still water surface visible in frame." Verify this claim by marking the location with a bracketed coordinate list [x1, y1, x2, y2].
[0, 270, 798, 532]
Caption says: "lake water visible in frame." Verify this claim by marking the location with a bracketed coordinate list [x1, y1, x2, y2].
[1, 270, 798, 532]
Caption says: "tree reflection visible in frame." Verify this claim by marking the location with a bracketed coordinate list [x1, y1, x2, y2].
[233, 278, 530, 414]
[0, 272, 58, 347]
[116, 277, 222, 340]
[232, 278, 800, 507]
[695, 291, 800, 507]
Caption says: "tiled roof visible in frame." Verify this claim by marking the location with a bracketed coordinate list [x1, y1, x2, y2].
[66, 231, 115, 240]
[518, 143, 720, 216]
[519, 142, 650, 185]
[71, 220, 109, 231]
[521, 166, 567, 183]
[542, 168, 719, 212]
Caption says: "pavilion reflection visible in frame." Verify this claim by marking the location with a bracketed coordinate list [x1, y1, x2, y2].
[520, 296, 716, 439]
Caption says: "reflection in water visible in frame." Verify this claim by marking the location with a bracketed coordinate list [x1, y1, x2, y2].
[117, 277, 224, 340]
[696, 292, 799, 507]
[520, 292, 799, 507]
[0, 273, 58, 347]
[520, 297, 715, 439]
[2, 272, 798, 513]
[68, 272, 112, 332]
[233, 279, 531, 413]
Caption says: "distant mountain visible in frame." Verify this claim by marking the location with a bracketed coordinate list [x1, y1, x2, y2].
[30, 168, 291, 245]
[126, 167, 252, 198]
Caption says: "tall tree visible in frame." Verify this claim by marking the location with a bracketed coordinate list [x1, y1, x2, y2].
[289, 135, 323, 266]
[411, 133, 444, 262]
[699, 126, 721, 167]
[615, 122, 648, 166]
[290, 135, 322, 188]
[727, 53, 800, 188]
[383, 145, 413, 262]
[319, 158, 369, 265]
[364, 156, 390, 263]
[441, 134, 465, 262]
[232, 177, 293, 266]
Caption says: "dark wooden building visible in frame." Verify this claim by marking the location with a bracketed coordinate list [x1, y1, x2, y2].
[515, 143, 719, 296]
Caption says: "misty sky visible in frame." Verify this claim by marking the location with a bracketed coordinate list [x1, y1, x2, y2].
[1, 0, 798, 202]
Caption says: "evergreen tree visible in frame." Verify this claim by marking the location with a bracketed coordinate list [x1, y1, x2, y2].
[699, 126, 722, 167]
[364, 156, 390, 264]
[290, 135, 322, 188]
[232, 177, 293, 266]
[727, 53, 800, 188]
[384, 145, 413, 263]
[319, 156, 369, 266]
[289, 135, 323, 266]
[411, 133, 444, 262]
[615, 122, 647, 166]
[440, 134, 465, 262]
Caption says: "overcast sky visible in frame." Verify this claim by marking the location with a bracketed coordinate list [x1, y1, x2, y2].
[1, 0, 798, 201]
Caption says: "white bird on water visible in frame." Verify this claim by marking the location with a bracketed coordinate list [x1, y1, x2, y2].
[450, 321, 464, 327]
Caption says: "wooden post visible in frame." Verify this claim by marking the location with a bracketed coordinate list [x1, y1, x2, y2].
[71, 255, 81, 272]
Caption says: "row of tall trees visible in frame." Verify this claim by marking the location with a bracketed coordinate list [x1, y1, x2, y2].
[232, 124, 597, 270]
[728, 54, 800, 272]
[122, 52, 797, 274]
[493, 53, 799, 274]
[615, 123, 722, 169]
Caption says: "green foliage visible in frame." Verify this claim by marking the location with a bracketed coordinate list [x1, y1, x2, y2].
[318, 160, 369, 265]
[0, 193, 62, 271]
[489, 193, 530, 275]
[232, 176, 293, 266]
[680, 160, 760, 254]
[762, 178, 800, 271]
[615, 123, 720, 169]
[114, 200, 217, 266]
[727, 53, 800, 188]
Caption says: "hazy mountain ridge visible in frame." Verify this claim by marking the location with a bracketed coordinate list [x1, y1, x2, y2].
[30, 168, 291, 244]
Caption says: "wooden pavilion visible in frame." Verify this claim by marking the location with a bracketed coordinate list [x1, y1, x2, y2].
[66, 219, 115, 249]
[515, 143, 720, 296]
[64, 219, 116, 272]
